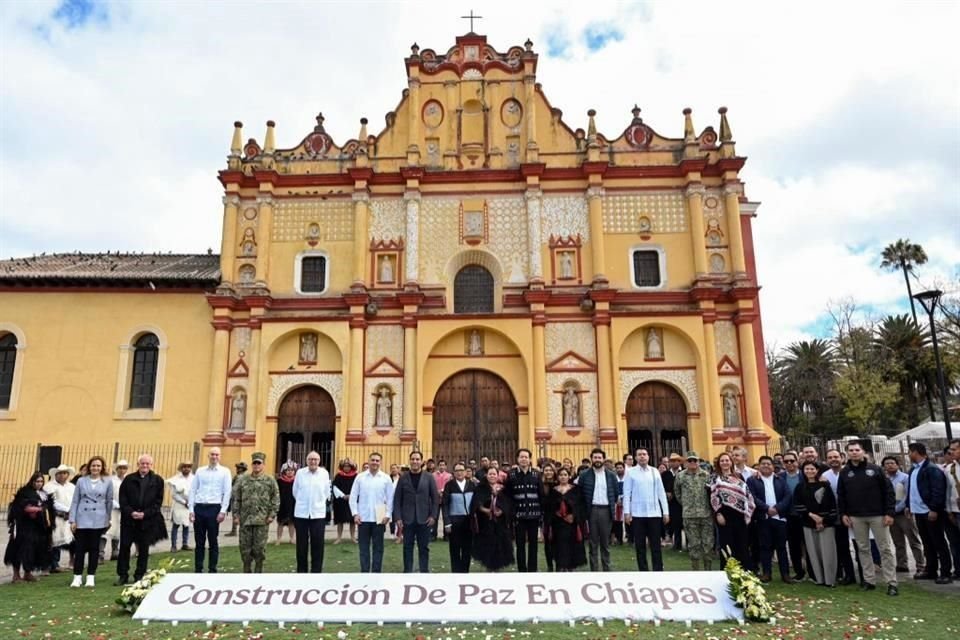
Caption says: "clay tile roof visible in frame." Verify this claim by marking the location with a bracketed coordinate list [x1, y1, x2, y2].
[0, 252, 221, 288]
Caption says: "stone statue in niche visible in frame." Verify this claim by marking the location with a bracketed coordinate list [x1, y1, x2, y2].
[464, 211, 483, 237]
[467, 329, 484, 355]
[229, 391, 246, 431]
[562, 386, 581, 428]
[238, 264, 255, 284]
[645, 328, 663, 359]
[241, 241, 255, 256]
[723, 390, 741, 428]
[306, 223, 320, 240]
[375, 387, 392, 427]
[710, 253, 726, 273]
[379, 255, 394, 283]
[707, 231, 722, 246]
[299, 333, 318, 363]
[558, 251, 574, 279]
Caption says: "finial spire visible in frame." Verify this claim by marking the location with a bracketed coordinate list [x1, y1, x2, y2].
[718, 106, 732, 142]
[683, 108, 695, 140]
[230, 121, 243, 156]
[631, 104, 642, 122]
[461, 9, 483, 32]
[358, 117, 368, 141]
[587, 109, 597, 139]
[314, 112, 326, 133]
[264, 120, 276, 154]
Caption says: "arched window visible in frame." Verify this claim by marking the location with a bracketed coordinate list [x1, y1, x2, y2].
[0, 333, 17, 410]
[129, 333, 159, 409]
[454, 265, 494, 313]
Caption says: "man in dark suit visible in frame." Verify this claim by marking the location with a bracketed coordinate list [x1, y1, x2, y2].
[661, 453, 684, 550]
[747, 455, 794, 583]
[906, 442, 953, 584]
[393, 450, 439, 573]
[115, 454, 166, 585]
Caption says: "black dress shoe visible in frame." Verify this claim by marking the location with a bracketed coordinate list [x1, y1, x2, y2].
[914, 572, 933, 580]
[887, 585, 899, 596]
[838, 576, 856, 586]
[113, 576, 128, 586]
[935, 577, 953, 585]
[860, 583, 876, 591]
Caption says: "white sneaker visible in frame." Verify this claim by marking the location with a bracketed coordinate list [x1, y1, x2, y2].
[84, 575, 95, 588]
[70, 575, 82, 588]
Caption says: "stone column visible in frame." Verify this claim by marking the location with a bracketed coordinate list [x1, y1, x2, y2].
[702, 319, 724, 436]
[684, 183, 709, 278]
[220, 195, 239, 284]
[532, 319, 548, 440]
[407, 78, 421, 153]
[593, 304, 617, 442]
[346, 317, 366, 441]
[587, 186, 606, 281]
[204, 321, 231, 440]
[724, 183, 748, 278]
[735, 313, 764, 434]
[525, 188, 543, 281]
[402, 318, 418, 442]
[254, 195, 273, 287]
[404, 190, 421, 285]
[352, 190, 370, 286]
[244, 320, 262, 437]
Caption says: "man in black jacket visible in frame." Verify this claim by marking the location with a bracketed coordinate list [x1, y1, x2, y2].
[906, 442, 953, 584]
[441, 462, 476, 573]
[115, 454, 166, 585]
[506, 448, 542, 572]
[578, 448, 619, 571]
[836, 441, 898, 596]
[392, 451, 438, 574]
[661, 453, 684, 550]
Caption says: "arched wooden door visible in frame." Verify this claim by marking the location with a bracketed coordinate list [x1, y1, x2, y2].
[432, 369, 518, 465]
[277, 385, 336, 472]
[625, 381, 688, 463]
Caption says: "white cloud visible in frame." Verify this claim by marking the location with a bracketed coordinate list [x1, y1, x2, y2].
[1, 0, 957, 350]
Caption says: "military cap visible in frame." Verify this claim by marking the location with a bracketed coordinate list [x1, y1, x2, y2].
[251, 452, 266, 463]
[685, 451, 700, 460]
[235, 461, 248, 471]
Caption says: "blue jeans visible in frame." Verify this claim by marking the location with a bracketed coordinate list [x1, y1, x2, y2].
[402, 522, 431, 573]
[193, 504, 222, 573]
[170, 524, 189, 549]
[358, 522, 385, 573]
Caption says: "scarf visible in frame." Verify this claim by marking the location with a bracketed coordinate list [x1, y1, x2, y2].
[710, 474, 755, 520]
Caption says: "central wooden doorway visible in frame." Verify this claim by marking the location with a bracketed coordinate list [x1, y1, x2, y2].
[432, 369, 518, 465]
[276, 385, 336, 472]
[625, 381, 689, 462]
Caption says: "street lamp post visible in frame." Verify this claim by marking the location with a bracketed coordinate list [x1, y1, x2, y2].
[913, 289, 953, 441]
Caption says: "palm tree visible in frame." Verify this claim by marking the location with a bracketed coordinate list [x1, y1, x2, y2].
[880, 239, 928, 326]
[875, 314, 932, 428]
[779, 339, 839, 433]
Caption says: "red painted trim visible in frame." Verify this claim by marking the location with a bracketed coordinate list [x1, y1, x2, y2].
[365, 356, 403, 376]
[427, 353, 522, 359]
[545, 350, 596, 371]
[619, 365, 697, 371]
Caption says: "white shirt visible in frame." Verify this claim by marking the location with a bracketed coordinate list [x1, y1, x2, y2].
[822, 468, 841, 497]
[622, 465, 669, 518]
[349, 470, 395, 523]
[292, 466, 331, 519]
[189, 464, 232, 514]
[592, 468, 608, 506]
[737, 465, 757, 481]
[945, 461, 960, 514]
[760, 474, 784, 521]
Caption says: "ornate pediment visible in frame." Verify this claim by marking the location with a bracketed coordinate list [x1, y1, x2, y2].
[546, 350, 596, 372]
[365, 357, 403, 377]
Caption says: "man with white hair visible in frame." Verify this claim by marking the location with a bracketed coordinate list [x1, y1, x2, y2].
[115, 454, 166, 585]
[44, 463, 76, 573]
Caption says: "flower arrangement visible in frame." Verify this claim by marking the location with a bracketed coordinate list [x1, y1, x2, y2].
[725, 557, 773, 622]
[115, 557, 183, 614]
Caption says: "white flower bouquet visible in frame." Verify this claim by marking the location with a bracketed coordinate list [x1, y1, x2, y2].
[724, 557, 773, 622]
[115, 558, 183, 614]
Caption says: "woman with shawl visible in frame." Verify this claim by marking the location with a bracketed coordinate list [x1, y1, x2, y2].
[4, 472, 52, 582]
[709, 451, 755, 567]
[545, 466, 587, 571]
[276, 460, 298, 545]
[471, 466, 515, 572]
[332, 458, 358, 544]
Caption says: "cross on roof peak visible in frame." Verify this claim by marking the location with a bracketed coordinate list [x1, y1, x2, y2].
[460, 9, 483, 33]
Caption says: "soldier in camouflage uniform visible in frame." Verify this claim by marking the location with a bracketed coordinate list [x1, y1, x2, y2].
[234, 452, 280, 573]
[673, 451, 715, 570]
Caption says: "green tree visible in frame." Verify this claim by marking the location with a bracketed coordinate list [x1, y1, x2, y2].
[880, 239, 928, 326]
[777, 339, 842, 437]
[835, 326, 899, 433]
[874, 314, 933, 428]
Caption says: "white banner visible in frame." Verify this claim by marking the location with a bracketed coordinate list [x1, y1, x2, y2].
[134, 572, 740, 623]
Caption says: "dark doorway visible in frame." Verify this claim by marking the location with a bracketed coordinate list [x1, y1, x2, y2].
[625, 381, 688, 463]
[277, 385, 336, 472]
[432, 369, 518, 464]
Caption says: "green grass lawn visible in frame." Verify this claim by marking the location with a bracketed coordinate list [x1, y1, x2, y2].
[2, 540, 956, 640]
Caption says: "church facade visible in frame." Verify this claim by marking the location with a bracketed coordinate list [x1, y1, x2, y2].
[0, 33, 775, 471]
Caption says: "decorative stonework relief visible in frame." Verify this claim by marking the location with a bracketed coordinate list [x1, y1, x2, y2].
[714, 320, 739, 366]
[273, 199, 353, 242]
[365, 325, 404, 370]
[234, 327, 251, 352]
[419, 198, 460, 284]
[546, 323, 597, 363]
[370, 199, 406, 242]
[619, 369, 699, 414]
[541, 196, 589, 244]
[487, 196, 528, 283]
[267, 373, 343, 416]
[364, 377, 402, 433]
[547, 372, 598, 432]
[602, 192, 687, 234]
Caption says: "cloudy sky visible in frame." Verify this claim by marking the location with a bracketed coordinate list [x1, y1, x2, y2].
[1, 0, 957, 349]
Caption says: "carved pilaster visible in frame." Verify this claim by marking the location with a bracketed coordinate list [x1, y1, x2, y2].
[404, 190, 421, 284]
[525, 188, 543, 280]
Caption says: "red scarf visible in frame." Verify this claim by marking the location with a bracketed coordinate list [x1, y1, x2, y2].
[278, 474, 295, 485]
